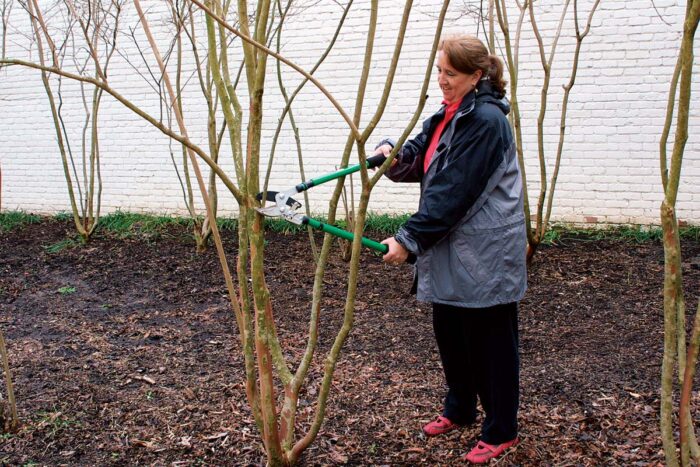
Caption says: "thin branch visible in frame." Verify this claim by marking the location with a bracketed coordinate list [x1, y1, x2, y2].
[359, 0, 412, 145]
[543, 0, 600, 229]
[660, 55, 683, 192]
[495, 0, 534, 248]
[1, 59, 242, 202]
[292, 0, 452, 461]
[189, 0, 360, 140]
[0, 329, 18, 432]
[131, 5, 247, 412]
[530, 0, 571, 241]
[262, 0, 353, 197]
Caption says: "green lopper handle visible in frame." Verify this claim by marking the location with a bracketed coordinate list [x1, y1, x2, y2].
[305, 217, 388, 254]
[295, 154, 387, 193]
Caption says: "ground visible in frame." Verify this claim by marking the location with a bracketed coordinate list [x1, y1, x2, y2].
[1, 218, 699, 466]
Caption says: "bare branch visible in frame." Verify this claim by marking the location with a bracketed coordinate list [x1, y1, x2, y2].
[1, 59, 242, 201]
[189, 0, 360, 140]
[262, 0, 353, 198]
[543, 0, 600, 230]
[131, 4, 246, 396]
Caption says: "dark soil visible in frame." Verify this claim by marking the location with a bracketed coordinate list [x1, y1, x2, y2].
[1, 218, 699, 466]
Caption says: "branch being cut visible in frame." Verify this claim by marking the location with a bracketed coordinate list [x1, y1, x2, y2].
[189, 0, 360, 140]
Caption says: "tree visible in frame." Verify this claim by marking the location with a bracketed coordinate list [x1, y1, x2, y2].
[2, 1, 450, 464]
[262, 0, 355, 262]
[125, 0, 225, 252]
[658, 1, 700, 465]
[23, 0, 123, 242]
[0, 329, 18, 434]
[0, 0, 13, 212]
[492, 0, 600, 262]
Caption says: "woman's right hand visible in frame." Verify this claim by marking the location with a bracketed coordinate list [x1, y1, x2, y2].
[381, 237, 409, 265]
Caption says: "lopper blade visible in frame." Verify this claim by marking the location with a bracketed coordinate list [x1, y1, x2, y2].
[255, 190, 302, 218]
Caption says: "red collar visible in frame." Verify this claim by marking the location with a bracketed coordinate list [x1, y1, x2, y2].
[441, 99, 462, 114]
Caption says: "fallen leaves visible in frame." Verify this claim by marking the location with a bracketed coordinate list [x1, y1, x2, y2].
[132, 375, 156, 385]
[2, 222, 699, 466]
[131, 439, 157, 449]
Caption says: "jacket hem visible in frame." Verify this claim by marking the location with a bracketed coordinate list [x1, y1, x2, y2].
[417, 287, 527, 308]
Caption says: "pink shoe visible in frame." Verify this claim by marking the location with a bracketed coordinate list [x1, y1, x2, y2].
[422, 416, 460, 436]
[464, 438, 519, 464]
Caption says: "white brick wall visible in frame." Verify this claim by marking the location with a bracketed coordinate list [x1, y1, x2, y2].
[0, 0, 698, 225]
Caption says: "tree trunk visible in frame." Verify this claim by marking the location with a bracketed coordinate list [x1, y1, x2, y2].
[658, 1, 699, 464]
[0, 329, 18, 433]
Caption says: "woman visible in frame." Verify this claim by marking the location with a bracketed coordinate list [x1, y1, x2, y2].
[376, 35, 527, 464]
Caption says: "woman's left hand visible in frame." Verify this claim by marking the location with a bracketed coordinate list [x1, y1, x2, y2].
[381, 237, 409, 265]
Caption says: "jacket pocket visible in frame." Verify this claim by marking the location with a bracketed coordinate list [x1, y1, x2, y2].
[427, 227, 504, 303]
[450, 227, 504, 285]
[500, 221, 528, 297]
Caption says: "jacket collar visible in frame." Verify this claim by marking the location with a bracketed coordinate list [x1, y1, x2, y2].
[436, 78, 503, 117]
[456, 90, 476, 114]
[439, 91, 476, 116]
[455, 91, 476, 119]
[475, 79, 510, 115]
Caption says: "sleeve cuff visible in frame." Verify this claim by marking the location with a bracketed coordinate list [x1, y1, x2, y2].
[395, 227, 422, 256]
[375, 138, 396, 150]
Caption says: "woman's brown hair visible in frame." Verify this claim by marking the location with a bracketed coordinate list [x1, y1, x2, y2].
[439, 35, 507, 97]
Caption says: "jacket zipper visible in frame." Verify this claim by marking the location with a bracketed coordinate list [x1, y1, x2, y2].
[430, 99, 477, 173]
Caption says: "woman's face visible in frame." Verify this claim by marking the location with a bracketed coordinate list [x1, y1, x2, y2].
[436, 51, 482, 104]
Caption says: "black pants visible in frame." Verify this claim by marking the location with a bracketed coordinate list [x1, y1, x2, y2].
[432, 301, 519, 445]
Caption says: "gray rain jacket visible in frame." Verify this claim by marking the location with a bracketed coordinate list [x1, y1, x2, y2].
[382, 80, 527, 308]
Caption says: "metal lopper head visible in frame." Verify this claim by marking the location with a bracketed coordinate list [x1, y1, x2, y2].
[255, 190, 305, 224]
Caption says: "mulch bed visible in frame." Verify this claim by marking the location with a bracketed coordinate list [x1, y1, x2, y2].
[1, 218, 699, 466]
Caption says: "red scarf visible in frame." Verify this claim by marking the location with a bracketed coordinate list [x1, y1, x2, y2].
[424, 99, 461, 173]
